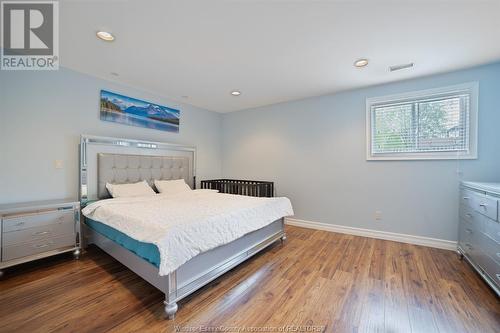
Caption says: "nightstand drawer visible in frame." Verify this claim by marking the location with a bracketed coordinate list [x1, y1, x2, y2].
[3, 218, 75, 247]
[2, 233, 76, 262]
[2, 209, 74, 233]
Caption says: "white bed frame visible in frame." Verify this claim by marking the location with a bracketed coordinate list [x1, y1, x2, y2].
[79, 135, 286, 319]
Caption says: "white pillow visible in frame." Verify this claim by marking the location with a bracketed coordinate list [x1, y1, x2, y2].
[154, 179, 191, 195]
[106, 180, 156, 198]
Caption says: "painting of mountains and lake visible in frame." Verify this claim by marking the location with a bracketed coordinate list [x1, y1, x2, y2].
[100, 90, 180, 132]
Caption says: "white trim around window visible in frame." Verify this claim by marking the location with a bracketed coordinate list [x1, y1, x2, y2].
[365, 82, 479, 161]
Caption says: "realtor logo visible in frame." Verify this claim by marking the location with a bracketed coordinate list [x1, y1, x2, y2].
[1, 1, 59, 70]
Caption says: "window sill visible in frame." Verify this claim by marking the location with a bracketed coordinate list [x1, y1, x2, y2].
[366, 152, 478, 161]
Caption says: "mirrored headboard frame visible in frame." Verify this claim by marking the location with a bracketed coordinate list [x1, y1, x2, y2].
[79, 135, 196, 206]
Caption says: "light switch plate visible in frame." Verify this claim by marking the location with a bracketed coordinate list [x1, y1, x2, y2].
[54, 160, 64, 169]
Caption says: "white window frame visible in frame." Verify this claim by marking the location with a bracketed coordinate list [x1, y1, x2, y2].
[366, 82, 479, 161]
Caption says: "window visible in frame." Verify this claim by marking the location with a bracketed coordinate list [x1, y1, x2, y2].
[366, 82, 478, 160]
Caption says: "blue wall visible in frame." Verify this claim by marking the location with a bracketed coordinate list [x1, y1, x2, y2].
[1, 63, 499, 241]
[0, 68, 223, 204]
[222, 62, 500, 241]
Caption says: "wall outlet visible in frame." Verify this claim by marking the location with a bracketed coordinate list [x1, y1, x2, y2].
[374, 210, 382, 221]
[54, 160, 64, 169]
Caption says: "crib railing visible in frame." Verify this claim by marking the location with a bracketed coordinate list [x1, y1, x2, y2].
[200, 179, 274, 197]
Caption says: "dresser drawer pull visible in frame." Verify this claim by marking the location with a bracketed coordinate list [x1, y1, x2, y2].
[33, 231, 50, 236]
[463, 196, 470, 200]
[465, 228, 473, 234]
[479, 203, 488, 208]
[465, 213, 473, 218]
[33, 242, 53, 249]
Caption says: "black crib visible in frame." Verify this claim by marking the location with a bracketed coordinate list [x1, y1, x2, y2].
[200, 179, 274, 197]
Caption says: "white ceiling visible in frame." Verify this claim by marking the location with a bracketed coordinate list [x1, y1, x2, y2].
[59, 0, 500, 113]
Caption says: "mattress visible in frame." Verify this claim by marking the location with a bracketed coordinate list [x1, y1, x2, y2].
[85, 218, 160, 267]
[82, 190, 293, 275]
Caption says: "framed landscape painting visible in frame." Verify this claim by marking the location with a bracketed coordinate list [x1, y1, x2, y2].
[100, 90, 180, 132]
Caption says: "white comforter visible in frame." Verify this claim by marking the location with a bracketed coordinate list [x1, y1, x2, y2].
[82, 190, 293, 276]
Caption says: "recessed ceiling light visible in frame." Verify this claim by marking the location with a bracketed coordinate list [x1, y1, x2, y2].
[231, 90, 241, 96]
[96, 31, 115, 41]
[354, 58, 369, 68]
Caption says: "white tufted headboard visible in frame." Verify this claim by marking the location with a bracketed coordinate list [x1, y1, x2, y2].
[80, 135, 196, 204]
[98, 153, 190, 199]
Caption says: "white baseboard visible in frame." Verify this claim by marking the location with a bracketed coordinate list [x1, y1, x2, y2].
[285, 217, 457, 251]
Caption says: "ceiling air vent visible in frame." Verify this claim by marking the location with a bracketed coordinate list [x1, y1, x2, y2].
[389, 63, 414, 72]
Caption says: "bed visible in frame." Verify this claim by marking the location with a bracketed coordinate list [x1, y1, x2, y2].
[79, 135, 292, 319]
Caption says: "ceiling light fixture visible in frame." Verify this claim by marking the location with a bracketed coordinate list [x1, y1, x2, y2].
[231, 90, 241, 96]
[96, 31, 115, 41]
[354, 58, 369, 68]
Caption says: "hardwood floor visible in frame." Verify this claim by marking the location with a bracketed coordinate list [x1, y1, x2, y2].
[0, 226, 498, 333]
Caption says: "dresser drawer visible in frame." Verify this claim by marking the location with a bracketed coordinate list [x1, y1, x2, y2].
[2, 218, 75, 247]
[472, 193, 498, 221]
[459, 219, 475, 249]
[479, 231, 500, 265]
[462, 241, 476, 259]
[2, 209, 74, 233]
[460, 189, 476, 209]
[2, 233, 76, 262]
[475, 250, 500, 288]
[483, 218, 500, 244]
[459, 206, 479, 228]
[460, 221, 480, 257]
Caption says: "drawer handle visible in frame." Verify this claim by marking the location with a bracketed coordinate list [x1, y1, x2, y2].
[465, 228, 473, 234]
[463, 196, 470, 200]
[33, 242, 53, 249]
[479, 203, 488, 208]
[465, 213, 473, 218]
[465, 243, 473, 250]
[33, 231, 50, 236]
[15, 221, 25, 226]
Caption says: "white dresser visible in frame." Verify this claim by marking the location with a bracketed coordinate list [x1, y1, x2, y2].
[0, 199, 81, 277]
[458, 182, 500, 296]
